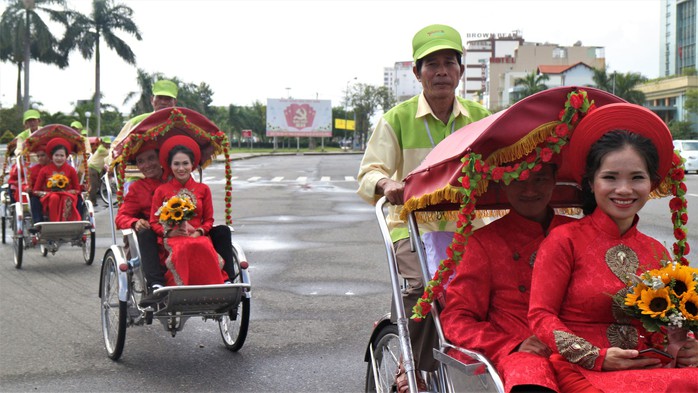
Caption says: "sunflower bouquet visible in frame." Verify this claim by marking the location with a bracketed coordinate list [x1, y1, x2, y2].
[618, 261, 698, 333]
[156, 193, 196, 228]
[46, 173, 69, 191]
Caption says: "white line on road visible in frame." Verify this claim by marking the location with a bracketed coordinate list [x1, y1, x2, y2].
[271, 177, 284, 182]
[247, 176, 261, 182]
[296, 176, 308, 182]
[344, 176, 355, 181]
[320, 176, 330, 182]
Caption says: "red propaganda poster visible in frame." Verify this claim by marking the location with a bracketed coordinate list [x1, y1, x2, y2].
[266, 99, 332, 137]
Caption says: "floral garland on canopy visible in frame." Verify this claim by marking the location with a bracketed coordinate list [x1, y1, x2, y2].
[411, 89, 692, 321]
[113, 108, 234, 225]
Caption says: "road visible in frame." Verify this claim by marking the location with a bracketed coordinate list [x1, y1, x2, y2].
[0, 153, 696, 392]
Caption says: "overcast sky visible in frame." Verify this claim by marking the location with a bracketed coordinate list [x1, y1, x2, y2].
[0, 0, 661, 115]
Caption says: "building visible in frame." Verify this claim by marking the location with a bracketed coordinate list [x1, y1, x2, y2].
[463, 31, 524, 102]
[660, 0, 697, 77]
[485, 42, 605, 110]
[384, 61, 422, 102]
[637, 76, 698, 124]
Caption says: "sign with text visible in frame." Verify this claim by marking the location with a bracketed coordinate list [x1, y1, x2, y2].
[241, 129, 252, 138]
[266, 99, 332, 137]
[334, 119, 356, 131]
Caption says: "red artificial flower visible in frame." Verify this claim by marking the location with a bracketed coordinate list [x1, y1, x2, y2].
[680, 182, 688, 193]
[546, 136, 560, 144]
[540, 147, 554, 162]
[454, 232, 466, 243]
[461, 203, 475, 216]
[431, 284, 444, 297]
[671, 168, 685, 181]
[442, 269, 454, 282]
[685, 241, 691, 255]
[492, 167, 505, 180]
[443, 258, 455, 270]
[226, 203, 231, 208]
[669, 197, 685, 211]
[461, 175, 471, 188]
[680, 212, 688, 225]
[558, 109, 566, 120]
[474, 160, 482, 173]
[586, 103, 597, 114]
[675, 228, 687, 240]
[420, 302, 432, 315]
[555, 123, 570, 137]
[571, 112, 579, 124]
[532, 164, 543, 172]
[519, 169, 530, 181]
[446, 247, 454, 259]
[570, 94, 583, 109]
[526, 154, 536, 164]
[453, 242, 465, 253]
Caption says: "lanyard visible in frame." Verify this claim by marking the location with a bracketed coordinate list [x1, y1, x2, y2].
[423, 118, 456, 148]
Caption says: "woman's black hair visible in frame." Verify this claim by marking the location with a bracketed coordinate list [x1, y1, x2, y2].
[51, 144, 69, 156]
[581, 129, 660, 215]
[167, 144, 196, 167]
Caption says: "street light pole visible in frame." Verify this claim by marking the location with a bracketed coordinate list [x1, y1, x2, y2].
[85, 111, 91, 136]
[344, 77, 357, 148]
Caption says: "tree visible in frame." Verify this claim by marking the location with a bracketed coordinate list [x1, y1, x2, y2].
[348, 83, 395, 150]
[61, 0, 142, 135]
[668, 120, 698, 140]
[513, 72, 549, 102]
[0, 0, 70, 110]
[591, 67, 647, 104]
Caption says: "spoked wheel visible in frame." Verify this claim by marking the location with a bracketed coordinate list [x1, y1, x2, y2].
[40, 244, 48, 257]
[83, 231, 96, 265]
[365, 323, 400, 393]
[13, 236, 23, 269]
[101, 250, 127, 360]
[220, 297, 250, 351]
[99, 178, 117, 207]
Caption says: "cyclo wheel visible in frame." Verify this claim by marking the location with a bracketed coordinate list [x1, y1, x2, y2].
[365, 323, 400, 393]
[13, 236, 23, 269]
[40, 244, 48, 257]
[83, 231, 96, 265]
[99, 177, 117, 207]
[219, 253, 250, 351]
[2, 215, 6, 244]
[100, 250, 127, 360]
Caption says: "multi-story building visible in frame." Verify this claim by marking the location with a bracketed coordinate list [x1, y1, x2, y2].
[486, 42, 605, 110]
[660, 0, 697, 77]
[384, 61, 422, 102]
[463, 31, 524, 102]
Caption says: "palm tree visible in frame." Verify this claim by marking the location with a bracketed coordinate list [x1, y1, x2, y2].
[513, 72, 549, 102]
[0, 0, 70, 110]
[591, 67, 647, 105]
[61, 0, 142, 135]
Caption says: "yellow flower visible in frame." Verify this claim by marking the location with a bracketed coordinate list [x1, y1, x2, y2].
[46, 180, 53, 188]
[679, 291, 698, 321]
[167, 197, 183, 210]
[667, 265, 698, 298]
[625, 283, 647, 307]
[171, 209, 183, 221]
[638, 287, 673, 318]
[159, 210, 171, 221]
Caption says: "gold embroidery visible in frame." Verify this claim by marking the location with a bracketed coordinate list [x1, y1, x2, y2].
[607, 324, 638, 349]
[611, 287, 633, 324]
[554, 330, 600, 369]
[606, 244, 639, 283]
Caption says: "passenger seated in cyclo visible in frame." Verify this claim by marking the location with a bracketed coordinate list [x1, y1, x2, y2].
[114, 137, 237, 306]
[30, 138, 81, 222]
[404, 88, 626, 392]
[7, 145, 48, 209]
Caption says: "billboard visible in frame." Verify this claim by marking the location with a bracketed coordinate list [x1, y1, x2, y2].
[266, 99, 332, 137]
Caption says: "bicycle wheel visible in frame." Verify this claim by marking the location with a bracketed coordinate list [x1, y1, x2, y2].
[365, 323, 400, 393]
[219, 296, 250, 352]
[83, 231, 96, 265]
[100, 250, 127, 360]
[99, 178, 117, 206]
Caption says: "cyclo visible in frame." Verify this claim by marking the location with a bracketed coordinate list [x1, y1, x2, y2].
[4, 125, 96, 269]
[98, 107, 251, 360]
[364, 87, 629, 393]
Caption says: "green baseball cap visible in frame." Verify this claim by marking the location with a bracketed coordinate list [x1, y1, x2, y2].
[23, 109, 41, 123]
[412, 24, 463, 61]
[71, 120, 84, 129]
[152, 80, 178, 99]
[101, 136, 112, 144]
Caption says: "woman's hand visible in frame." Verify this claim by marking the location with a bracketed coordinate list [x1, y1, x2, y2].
[133, 219, 150, 232]
[602, 347, 662, 370]
[517, 336, 552, 357]
[167, 227, 188, 238]
[676, 337, 698, 368]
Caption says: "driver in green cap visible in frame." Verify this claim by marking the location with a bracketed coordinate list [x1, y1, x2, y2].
[357, 23, 491, 390]
[87, 136, 112, 205]
[14, 109, 42, 156]
[109, 79, 179, 163]
[71, 120, 92, 155]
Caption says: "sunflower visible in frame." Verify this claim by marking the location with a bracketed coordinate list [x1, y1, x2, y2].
[167, 197, 183, 210]
[56, 177, 67, 188]
[159, 210, 171, 221]
[638, 287, 673, 318]
[679, 291, 698, 321]
[46, 180, 53, 188]
[625, 283, 647, 307]
[171, 209, 184, 221]
[666, 265, 698, 298]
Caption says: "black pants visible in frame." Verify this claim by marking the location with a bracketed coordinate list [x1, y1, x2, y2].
[29, 196, 44, 223]
[138, 225, 237, 288]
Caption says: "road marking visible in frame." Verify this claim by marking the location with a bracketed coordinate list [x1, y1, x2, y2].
[230, 176, 239, 180]
[296, 176, 308, 182]
[271, 177, 284, 182]
[344, 176, 355, 181]
[247, 176, 261, 182]
[320, 176, 330, 182]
